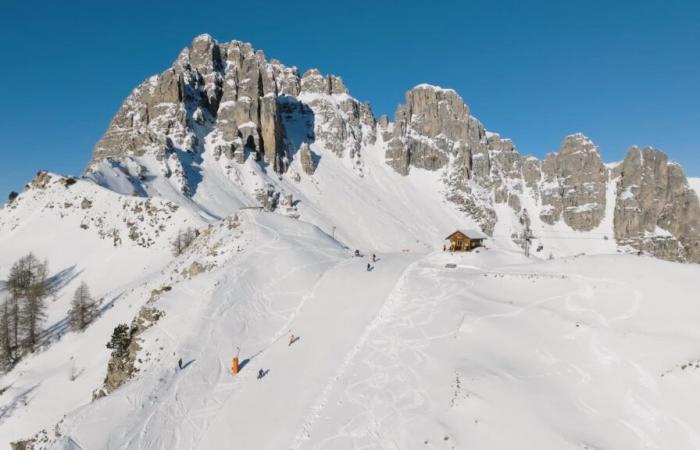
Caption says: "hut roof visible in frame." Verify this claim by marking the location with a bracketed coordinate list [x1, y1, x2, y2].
[445, 229, 488, 240]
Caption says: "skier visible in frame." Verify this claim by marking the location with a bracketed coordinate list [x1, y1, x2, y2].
[367, 262, 371, 271]
[258, 368, 265, 379]
[289, 333, 297, 346]
[372, 254, 376, 263]
[178, 358, 183, 370]
[354, 249, 360, 257]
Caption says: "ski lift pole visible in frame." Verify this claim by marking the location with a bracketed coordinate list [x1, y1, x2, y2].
[524, 227, 533, 257]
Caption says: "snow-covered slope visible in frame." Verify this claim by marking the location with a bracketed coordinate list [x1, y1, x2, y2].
[5, 212, 700, 449]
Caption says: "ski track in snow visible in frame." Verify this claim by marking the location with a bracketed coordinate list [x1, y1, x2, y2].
[113, 213, 347, 450]
[137, 256, 700, 450]
[289, 258, 423, 449]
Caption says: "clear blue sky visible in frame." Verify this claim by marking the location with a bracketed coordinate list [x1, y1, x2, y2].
[1, 0, 699, 196]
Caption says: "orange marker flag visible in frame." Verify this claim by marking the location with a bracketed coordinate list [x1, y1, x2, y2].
[232, 356, 239, 375]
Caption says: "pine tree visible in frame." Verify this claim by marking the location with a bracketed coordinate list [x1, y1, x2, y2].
[69, 281, 98, 332]
[0, 299, 16, 370]
[106, 324, 131, 358]
[7, 254, 49, 353]
[20, 257, 48, 351]
[7, 294, 20, 361]
[8, 256, 29, 353]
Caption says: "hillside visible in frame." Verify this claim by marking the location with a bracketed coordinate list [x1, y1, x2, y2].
[4, 212, 700, 449]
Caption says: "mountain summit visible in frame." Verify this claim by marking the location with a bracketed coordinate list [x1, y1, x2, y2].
[78, 34, 700, 262]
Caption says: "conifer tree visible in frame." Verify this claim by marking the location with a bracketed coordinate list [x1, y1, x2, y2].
[106, 324, 131, 358]
[69, 281, 98, 332]
[7, 253, 49, 353]
[19, 256, 48, 351]
[0, 299, 15, 370]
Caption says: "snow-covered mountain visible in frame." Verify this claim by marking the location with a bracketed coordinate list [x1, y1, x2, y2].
[72, 33, 700, 263]
[1, 35, 700, 449]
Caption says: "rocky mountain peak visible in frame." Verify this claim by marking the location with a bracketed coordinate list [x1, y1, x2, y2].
[614, 145, 700, 262]
[82, 34, 700, 264]
[401, 84, 471, 139]
[539, 133, 608, 230]
[559, 133, 599, 156]
[300, 69, 348, 95]
[87, 35, 375, 193]
[384, 83, 485, 176]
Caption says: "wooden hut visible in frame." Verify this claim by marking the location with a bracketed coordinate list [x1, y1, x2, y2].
[445, 229, 487, 251]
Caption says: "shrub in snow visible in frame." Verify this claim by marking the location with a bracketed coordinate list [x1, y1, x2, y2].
[171, 227, 198, 256]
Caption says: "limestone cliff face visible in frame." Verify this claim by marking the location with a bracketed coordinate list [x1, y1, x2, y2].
[385, 85, 484, 176]
[298, 69, 375, 174]
[385, 85, 499, 233]
[539, 134, 608, 231]
[614, 147, 700, 262]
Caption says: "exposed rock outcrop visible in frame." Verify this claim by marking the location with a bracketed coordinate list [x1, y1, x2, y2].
[614, 146, 700, 262]
[386, 84, 485, 175]
[95, 306, 164, 398]
[88, 34, 375, 188]
[539, 134, 608, 230]
[382, 83, 697, 261]
[299, 142, 316, 175]
[298, 69, 375, 168]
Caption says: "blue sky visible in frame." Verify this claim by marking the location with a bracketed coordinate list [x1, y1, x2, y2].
[1, 0, 698, 196]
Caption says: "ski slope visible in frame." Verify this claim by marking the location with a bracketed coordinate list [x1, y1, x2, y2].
[0, 211, 694, 449]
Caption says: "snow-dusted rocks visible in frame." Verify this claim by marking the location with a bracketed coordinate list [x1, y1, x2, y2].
[378, 81, 698, 262]
[386, 84, 485, 175]
[539, 133, 608, 231]
[298, 69, 375, 161]
[87, 34, 376, 200]
[614, 146, 700, 262]
[298, 142, 316, 175]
